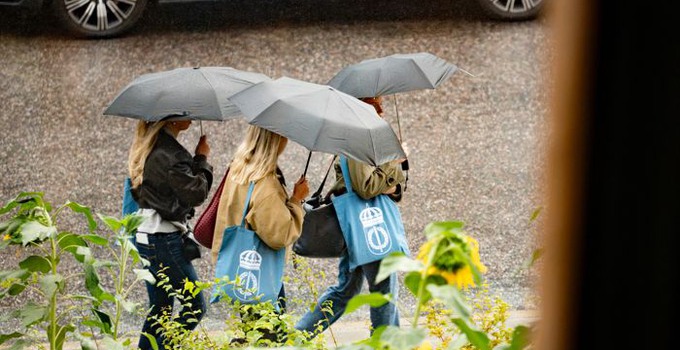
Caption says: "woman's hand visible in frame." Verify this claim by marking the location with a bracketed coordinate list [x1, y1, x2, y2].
[195, 135, 210, 157]
[291, 176, 310, 204]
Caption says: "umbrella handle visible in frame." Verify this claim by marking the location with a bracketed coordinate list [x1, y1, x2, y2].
[393, 95, 403, 143]
[302, 151, 312, 178]
[401, 159, 409, 171]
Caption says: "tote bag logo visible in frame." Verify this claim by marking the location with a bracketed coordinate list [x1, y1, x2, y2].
[360, 204, 392, 255]
[234, 250, 262, 300]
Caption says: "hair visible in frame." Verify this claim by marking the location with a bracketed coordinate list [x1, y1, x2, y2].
[229, 125, 285, 185]
[360, 96, 383, 115]
[128, 120, 170, 188]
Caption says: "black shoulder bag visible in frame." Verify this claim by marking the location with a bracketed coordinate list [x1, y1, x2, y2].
[293, 156, 346, 258]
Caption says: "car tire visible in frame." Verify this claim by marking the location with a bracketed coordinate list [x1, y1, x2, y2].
[475, 0, 544, 21]
[51, 0, 148, 38]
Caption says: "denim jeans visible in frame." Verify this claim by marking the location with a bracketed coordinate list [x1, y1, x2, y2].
[135, 232, 206, 350]
[295, 254, 399, 337]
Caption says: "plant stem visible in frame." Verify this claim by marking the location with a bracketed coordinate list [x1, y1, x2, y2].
[49, 236, 58, 350]
[412, 272, 427, 329]
[413, 240, 440, 328]
[112, 243, 128, 340]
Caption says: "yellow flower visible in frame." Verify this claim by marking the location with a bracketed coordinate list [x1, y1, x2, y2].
[466, 236, 487, 274]
[417, 240, 434, 261]
[415, 340, 433, 350]
[3, 234, 10, 241]
[440, 267, 474, 289]
[418, 232, 487, 289]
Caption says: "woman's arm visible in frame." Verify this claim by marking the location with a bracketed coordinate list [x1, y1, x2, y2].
[247, 190, 305, 250]
[167, 151, 214, 207]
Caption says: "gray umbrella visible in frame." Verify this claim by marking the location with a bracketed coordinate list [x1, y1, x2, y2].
[328, 52, 462, 186]
[327, 52, 458, 98]
[228, 77, 406, 166]
[103, 66, 271, 121]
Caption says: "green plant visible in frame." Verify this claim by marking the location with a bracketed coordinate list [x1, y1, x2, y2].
[0, 192, 153, 350]
[339, 221, 532, 350]
[77, 213, 156, 349]
[149, 273, 326, 350]
[289, 253, 338, 346]
[462, 283, 513, 350]
[422, 283, 515, 350]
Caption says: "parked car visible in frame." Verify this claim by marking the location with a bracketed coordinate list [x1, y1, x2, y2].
[1, 0, 544, 38]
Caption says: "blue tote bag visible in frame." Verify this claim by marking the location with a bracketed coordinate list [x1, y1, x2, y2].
[332, 157, 410, 271]
[211, 182, 286, 306]
[122, 177, 139, 216]
[122, 177, 140, 244]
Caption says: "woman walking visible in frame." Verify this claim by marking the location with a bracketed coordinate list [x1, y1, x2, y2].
[295, 96, 407, 337]
[212, 125, 309, 342]
[129, 118, 212, 350]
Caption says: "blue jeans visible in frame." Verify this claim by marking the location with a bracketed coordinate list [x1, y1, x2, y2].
[135, 232, 206, 350]
[295, 254, 399, 337]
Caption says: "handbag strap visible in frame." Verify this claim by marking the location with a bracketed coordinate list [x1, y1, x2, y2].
[312, 155, 338, 198]
[339, 156, 355, 195]
[239, 182, 255, 227]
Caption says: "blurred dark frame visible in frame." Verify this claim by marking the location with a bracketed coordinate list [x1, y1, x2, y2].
[541, 0, 680, 349]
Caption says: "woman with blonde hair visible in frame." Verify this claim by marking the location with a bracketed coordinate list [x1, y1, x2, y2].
[129, 118, 212, 350]
[212, 125, 309, 342]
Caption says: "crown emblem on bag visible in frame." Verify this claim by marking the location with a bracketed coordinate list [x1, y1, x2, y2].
[360, 206, 384, 227]
[239, 250, 262, 270]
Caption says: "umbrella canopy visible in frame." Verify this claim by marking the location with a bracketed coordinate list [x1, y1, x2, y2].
[103, 66, 271, 121]
[228, 77, 406, 166]
[327, 52, 458, 98]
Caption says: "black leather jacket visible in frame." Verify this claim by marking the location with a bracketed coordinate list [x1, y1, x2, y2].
[132, 128, 213, 222]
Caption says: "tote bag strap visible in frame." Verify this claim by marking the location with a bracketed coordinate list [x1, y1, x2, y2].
[311, 155, 338, 198]
[339, 156, 355, 195]
[239, 182, 256, 228]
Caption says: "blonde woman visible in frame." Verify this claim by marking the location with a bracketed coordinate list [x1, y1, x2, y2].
[212, 125, 309, 341]
[129, 118, 212, 350]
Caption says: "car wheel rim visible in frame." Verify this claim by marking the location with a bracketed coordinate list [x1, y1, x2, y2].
[487, 0, 543, 14]
[63, 0, 138, 32]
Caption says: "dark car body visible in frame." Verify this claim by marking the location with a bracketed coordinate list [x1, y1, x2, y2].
[0, 0, 42, 7]
[2, 0, 544, 38]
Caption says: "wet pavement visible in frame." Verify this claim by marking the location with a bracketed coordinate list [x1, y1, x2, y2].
[0, 0, 550, 334]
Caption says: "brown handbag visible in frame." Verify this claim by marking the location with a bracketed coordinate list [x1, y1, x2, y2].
[193, 168, 229, 249]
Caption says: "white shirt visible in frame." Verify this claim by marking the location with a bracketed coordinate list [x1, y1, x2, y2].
[136, 208, 188, 234]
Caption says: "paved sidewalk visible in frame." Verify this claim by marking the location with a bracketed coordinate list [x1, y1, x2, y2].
[49, 310, 539, 349]
[325, 310, 539, 345]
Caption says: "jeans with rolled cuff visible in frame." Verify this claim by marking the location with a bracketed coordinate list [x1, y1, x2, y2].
[295, 253, 399, 338]
[135, 232, 206, 350]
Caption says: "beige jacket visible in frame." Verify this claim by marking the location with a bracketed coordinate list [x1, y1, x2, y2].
[210, 172, 304, 263]
[329, 157, 406, 200]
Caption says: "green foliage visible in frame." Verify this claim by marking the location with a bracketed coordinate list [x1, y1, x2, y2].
[344, 293, 391, 315]
[149, 271, 326, 350]
[0, 192, 150, 350]
[422, 283, 528, 350]
[2, 195, 535, 350]
[337, 221, 532, 350]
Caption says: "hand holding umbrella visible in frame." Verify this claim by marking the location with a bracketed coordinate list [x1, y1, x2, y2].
[195, 134, 210, 157]
[291, 175, 310, 204]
